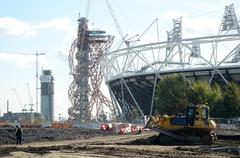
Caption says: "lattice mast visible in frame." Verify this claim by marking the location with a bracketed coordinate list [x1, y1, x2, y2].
[68, 15, 116, 122]
[219, 4, 240, 34]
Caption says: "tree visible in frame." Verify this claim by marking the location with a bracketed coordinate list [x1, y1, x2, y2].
[188, 81, 212, 105]
[155, 75, 224, 116]
[188, 81, 223, 117]
[155, 74, 191, 115]
[98, 113, 108, 122]
[222, 82, 240, 118]
[154, 73, 240, 118]
[189, 81, 223, 106]
[131, 108, 140, 123]
[208, 84, 224, 117]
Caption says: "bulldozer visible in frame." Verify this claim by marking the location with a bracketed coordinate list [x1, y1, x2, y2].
[145, 104, 217, 144]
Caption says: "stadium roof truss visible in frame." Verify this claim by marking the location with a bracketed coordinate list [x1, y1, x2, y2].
[102, 4, 240, 121]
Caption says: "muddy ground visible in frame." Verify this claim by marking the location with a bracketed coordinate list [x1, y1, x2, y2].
[0, 127, 115, 145]
[0, 128, 240, 158]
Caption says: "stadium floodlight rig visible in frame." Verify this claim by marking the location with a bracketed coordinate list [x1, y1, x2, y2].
[102, 3, 240, 121]
[68, 15, 116, 122]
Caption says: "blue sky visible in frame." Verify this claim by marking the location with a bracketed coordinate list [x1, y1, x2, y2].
[0, 0, 236, 120]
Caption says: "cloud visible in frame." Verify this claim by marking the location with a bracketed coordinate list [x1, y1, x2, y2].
[0, 17, 36, 37]
[0, 16, 74, 61]
[54, 34, 75, 62]
[0, 17, 72, 37]
[36, 17, 72, 32]
[54, 24, 76, 62]
[0, 16, 75, 64]
[160, 9, 220, 38]
[0, 52, 48, 69]
[214, 0, 235, 6]
[183, 17, 219, 37]
[161, 10, 190, 20]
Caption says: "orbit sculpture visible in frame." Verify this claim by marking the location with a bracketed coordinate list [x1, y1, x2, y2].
[68, 16, 116, 122]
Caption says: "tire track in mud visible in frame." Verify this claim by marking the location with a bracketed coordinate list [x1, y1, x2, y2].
[0, 130, 239, 158]
[0, 134, 237, 158]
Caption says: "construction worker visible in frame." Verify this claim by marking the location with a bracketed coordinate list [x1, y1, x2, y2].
[15, 125, 23, 145]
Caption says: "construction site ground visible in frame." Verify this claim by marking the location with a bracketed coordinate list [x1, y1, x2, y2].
[0, 128, 240, 158]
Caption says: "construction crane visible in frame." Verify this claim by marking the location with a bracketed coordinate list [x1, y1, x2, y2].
[19, 52, 45, 112]
[26, 83, 34, 113]
[10, 52, 45, 112]
[13, 88, 27, 112]
[106, 0, 140, 48]
[105, 0, 139, 47]
[35, 52, 45, 113]
[105, 0, 125, 42]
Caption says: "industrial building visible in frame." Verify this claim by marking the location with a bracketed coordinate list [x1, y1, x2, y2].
[40, 70, 54, 122]
[0, 112, 44, 124]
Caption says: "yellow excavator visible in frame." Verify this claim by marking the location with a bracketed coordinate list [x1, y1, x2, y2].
[145, 104, 217, 144]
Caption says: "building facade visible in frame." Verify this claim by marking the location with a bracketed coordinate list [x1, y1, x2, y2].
[40, 70, 54, 122]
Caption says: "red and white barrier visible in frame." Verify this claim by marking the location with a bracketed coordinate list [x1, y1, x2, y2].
[100, 123, 113, 131]
[100, 122, 144, 134]
[118, 125, 143, 134]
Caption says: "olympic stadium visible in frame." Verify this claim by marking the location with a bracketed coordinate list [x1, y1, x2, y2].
[102, 4, 240, 121]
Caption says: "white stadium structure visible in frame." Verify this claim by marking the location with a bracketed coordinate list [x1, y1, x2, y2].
[102, 4, 240, 121]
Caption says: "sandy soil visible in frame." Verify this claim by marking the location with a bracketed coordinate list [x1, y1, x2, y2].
[0, 129, 239, 158]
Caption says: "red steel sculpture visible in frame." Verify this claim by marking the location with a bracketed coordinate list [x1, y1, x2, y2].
[68, 16, 116, 122]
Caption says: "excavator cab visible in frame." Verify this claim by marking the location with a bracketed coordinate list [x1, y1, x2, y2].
[186, 104, 209, 127]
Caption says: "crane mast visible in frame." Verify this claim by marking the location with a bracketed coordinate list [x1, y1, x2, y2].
[26, 83, 34, 112]
[105, 0, 127, 45]
[14, 52, 45, 113]
[13, 88, 26, 112]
